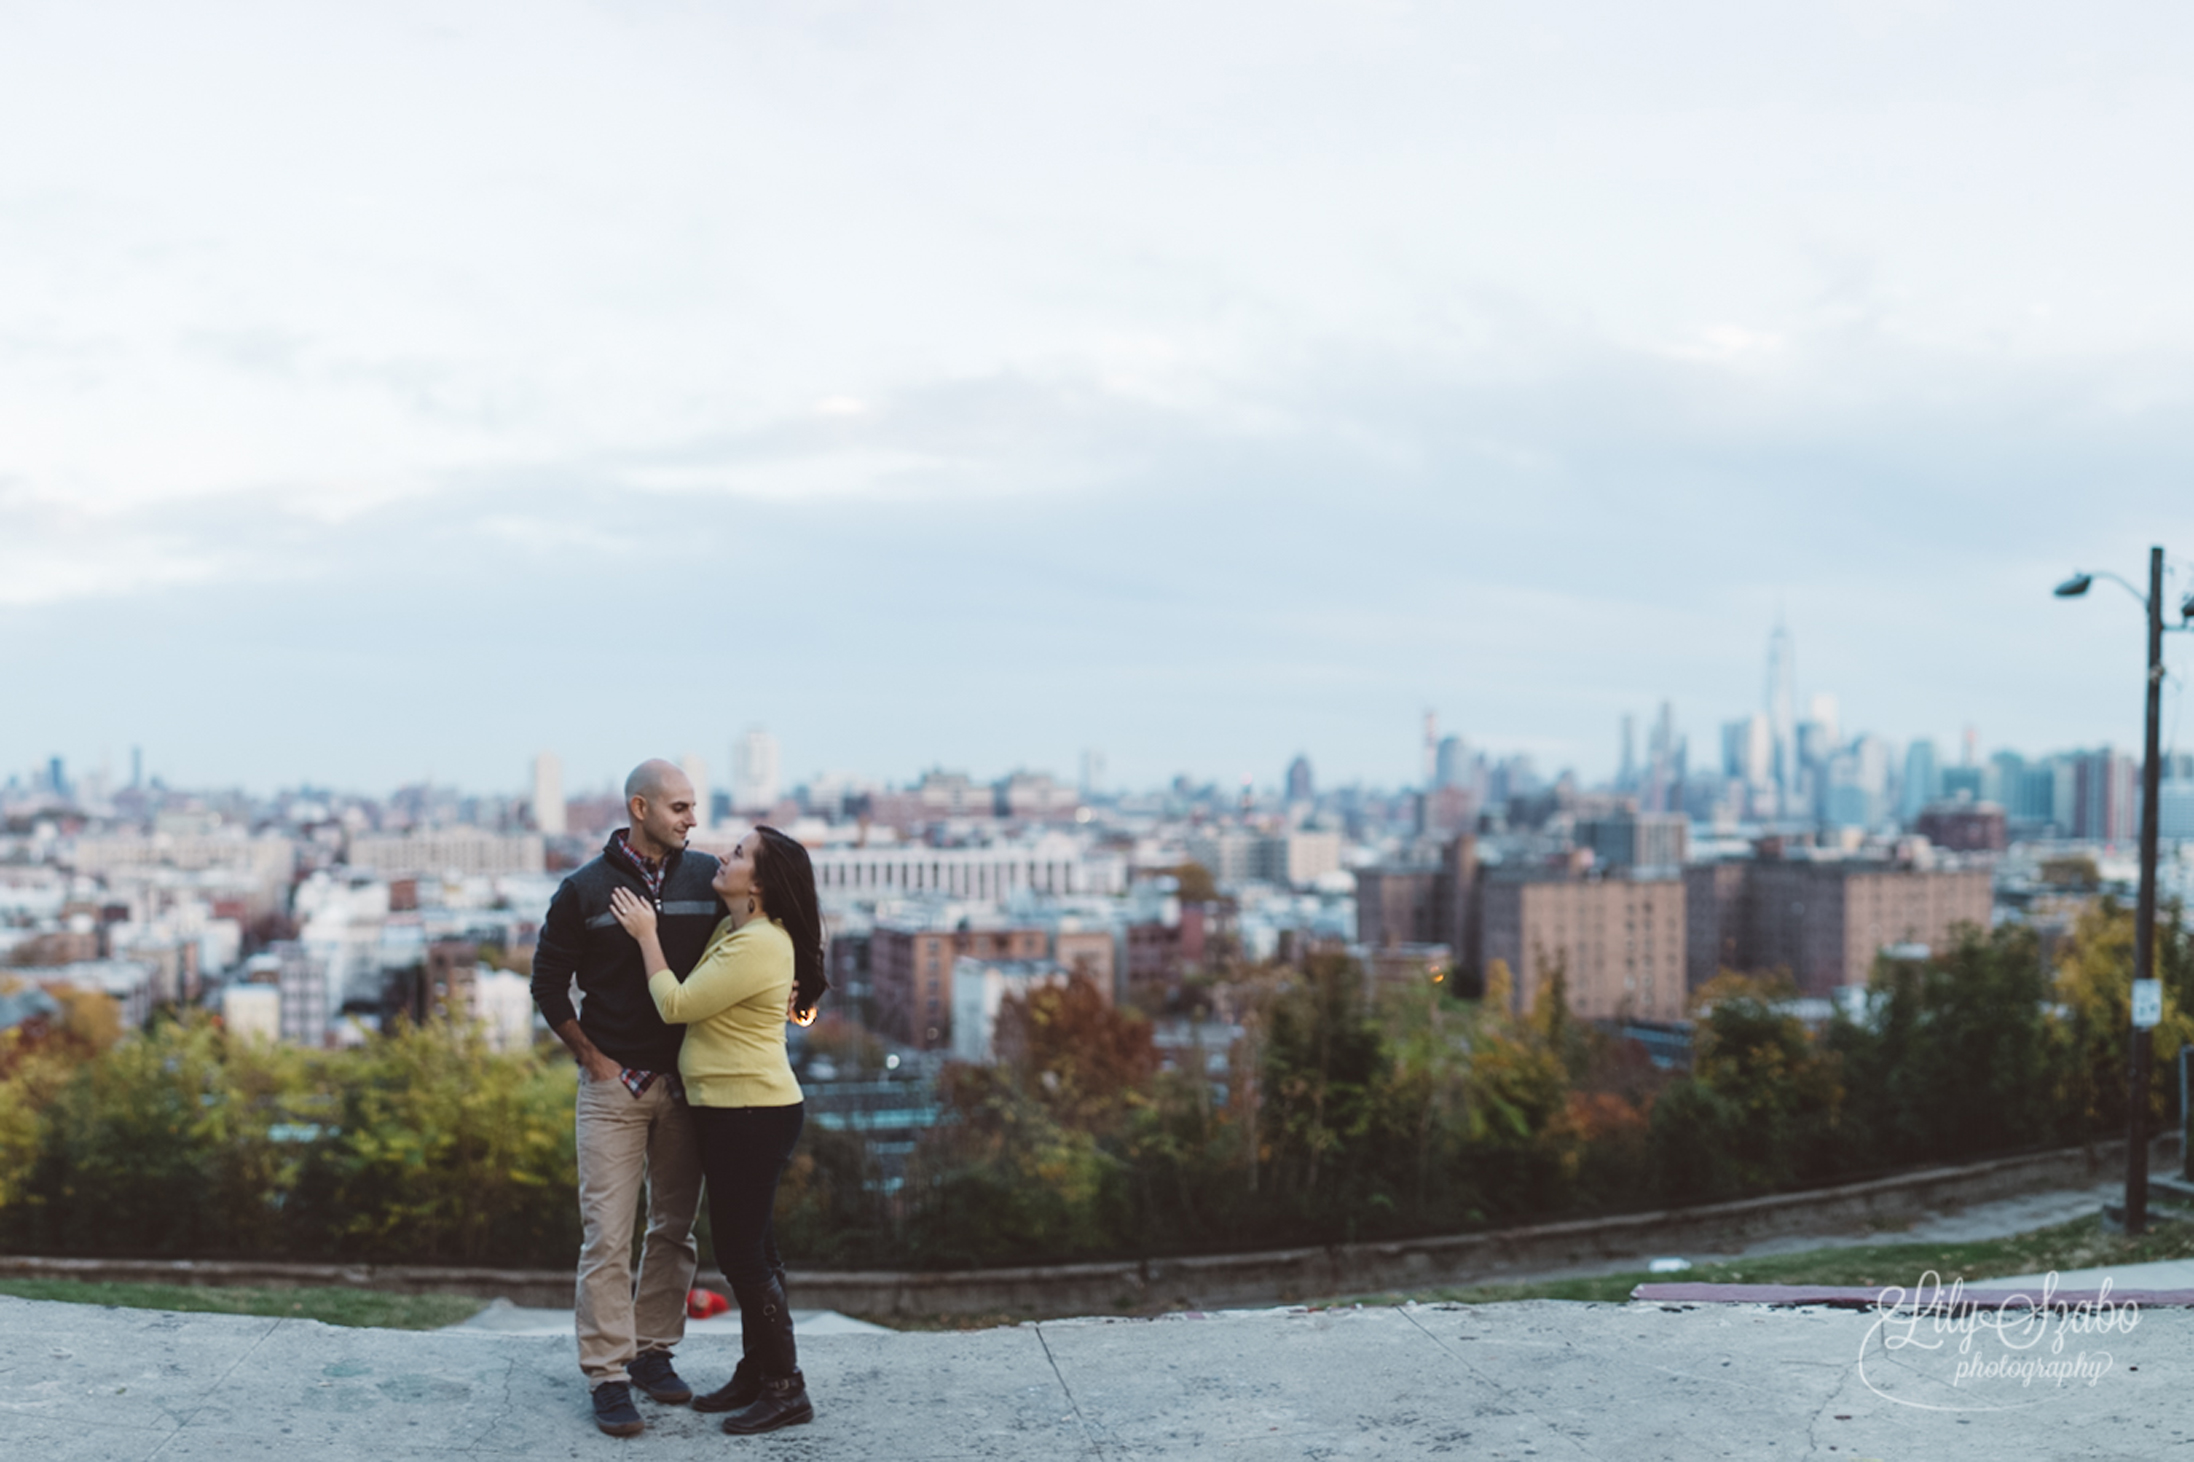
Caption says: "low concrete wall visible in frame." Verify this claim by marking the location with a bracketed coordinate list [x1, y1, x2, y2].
[0, 1140, 2145, 1319]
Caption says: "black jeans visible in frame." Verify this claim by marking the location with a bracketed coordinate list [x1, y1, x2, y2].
[691, 1102, 805, 1296]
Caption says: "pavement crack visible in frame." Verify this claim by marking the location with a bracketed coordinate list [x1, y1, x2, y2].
[141, 1318, 285, 1459]
[1399, 1307, 1522, 1404]
[1401, 1308, 1612, 1462]
[464, 1351, 525, 1452]
[1033, 1323, 1103, 1459]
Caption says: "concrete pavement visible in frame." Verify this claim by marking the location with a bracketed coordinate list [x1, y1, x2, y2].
[6, 1288, 2191, 1460]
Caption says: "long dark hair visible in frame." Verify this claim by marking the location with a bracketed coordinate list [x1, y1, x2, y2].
[753, 825, 828, 1020]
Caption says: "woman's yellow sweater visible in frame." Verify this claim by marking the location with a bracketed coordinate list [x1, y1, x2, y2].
[646, 915, 803, 1108]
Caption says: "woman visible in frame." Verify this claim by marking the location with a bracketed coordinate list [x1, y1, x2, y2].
[609, 824, 828, 1436]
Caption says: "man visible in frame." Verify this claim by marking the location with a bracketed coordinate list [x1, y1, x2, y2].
[531, 759, 725, 1437]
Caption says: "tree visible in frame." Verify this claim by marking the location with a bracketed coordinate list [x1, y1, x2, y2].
[2050, 899, 2194, 1142]
[1831, 924, 2061, 1169]
[1458, 960, 1574, 1215]
[1170, 862, 1219, 904]
[993, 975, 1159, 1133]
[1652, 974, 1845, 1198]
[1258, 954, 1391, 1233]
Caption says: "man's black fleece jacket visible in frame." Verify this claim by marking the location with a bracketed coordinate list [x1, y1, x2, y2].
[530, 833, 726, 1072]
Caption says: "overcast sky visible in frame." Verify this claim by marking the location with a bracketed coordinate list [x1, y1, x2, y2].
[5, 0, 2193, 798]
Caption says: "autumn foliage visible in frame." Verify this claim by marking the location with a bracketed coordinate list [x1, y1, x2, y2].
[0, 900, 2189, 1270]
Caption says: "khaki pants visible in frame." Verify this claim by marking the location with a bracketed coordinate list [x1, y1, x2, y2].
[574, 1074, 704, 1387]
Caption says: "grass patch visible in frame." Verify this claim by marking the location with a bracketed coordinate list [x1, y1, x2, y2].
[1336, 1206, 2194, 1306]
[0, 1278, 489, 1330]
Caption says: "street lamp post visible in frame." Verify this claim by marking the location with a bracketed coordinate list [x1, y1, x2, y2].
[2055, 545, 2188, 1234]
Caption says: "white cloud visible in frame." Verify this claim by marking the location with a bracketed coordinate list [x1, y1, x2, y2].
[5, 0, 2194, 785]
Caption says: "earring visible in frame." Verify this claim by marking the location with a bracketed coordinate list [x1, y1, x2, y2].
[746, 895, 757, 917]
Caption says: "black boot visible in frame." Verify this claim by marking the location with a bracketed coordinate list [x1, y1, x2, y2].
[721, 1373, 811, 1434]
[691, 1359, 758, 1414]
[720, 1276, 811, 1435]
[694, 1267, 773, 1413]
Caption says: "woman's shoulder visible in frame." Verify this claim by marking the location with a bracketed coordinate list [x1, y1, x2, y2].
[721, 917, 794, 952]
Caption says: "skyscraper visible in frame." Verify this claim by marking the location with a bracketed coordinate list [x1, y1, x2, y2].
[1285, 755, 1314, 802]
[1643, 702, 1679, 812]
[1079, 749, 1106, 796]
[681, 753, 712, 832]
[1900, 740, 1940, 824]
[1421, 711, 1439, 789]
[734, 727, 782, 811]
[1764, 621, 1796, 817]
[532, 752, 567, 836]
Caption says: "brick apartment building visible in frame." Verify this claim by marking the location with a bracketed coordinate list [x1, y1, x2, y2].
[873, 923, 1046, 1049]
[871, 919, 1115, 1049]
[1353, 836, 1478, 955]
[1914, 801, 2009, 853]
[1126, 903, 1209, 1005]
[1683, 857, 1993, 995]
[1478, 870, 1686, 1022]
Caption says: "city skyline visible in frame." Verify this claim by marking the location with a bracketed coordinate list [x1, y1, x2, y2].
[9, 607, 2185, 809]
[5, 4, 2194, 792]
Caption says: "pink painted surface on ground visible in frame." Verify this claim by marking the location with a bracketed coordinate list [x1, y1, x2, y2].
[1633, 1282, 2194, 1308]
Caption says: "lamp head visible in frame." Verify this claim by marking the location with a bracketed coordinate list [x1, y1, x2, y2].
[2181, 592, 2194, 623]
[2054, 573, 2094, 598]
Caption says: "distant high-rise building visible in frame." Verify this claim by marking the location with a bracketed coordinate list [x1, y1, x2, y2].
[1421, 711, 1439, 789]
[1900, 741, 1941, 824]
[1286, 754, 1314, 802]
[734, 727, 781, 811]
[1434, 736, 1471, 790]
[1618, 715, 1637, 791]
[129, 746, 142, 791]
[2070, 747, 2139, 843]
[1807, 694, 1840, 749]
[1722, 714, 1773, 792]
[1577, 811, 1688, 872]
[681, 753, 712, 832]
[1988, 752, 2057, 832]
[47, 756, 66, 799]
[2160, 780, 2194, 841]
[532, 752, 567, 836]
[1823, 735, 1893, 829]
[1643, 702, 1681, 812]
[1765, 621, 1796, 815]
[1079, 749, 1106, 796]
[1795, 700, 1839, 786]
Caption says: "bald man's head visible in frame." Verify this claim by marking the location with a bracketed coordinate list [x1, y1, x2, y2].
[625, 758, 685, 805]
[623, 759, 697, 859]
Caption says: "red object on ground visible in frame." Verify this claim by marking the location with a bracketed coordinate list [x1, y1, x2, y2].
[686, 1287, 731, 1319]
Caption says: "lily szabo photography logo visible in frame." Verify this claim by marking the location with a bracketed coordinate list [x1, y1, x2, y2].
[1856, 1272, 2140, 1412]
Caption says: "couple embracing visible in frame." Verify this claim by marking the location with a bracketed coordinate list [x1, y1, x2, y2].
[529, 759, 827, 1439]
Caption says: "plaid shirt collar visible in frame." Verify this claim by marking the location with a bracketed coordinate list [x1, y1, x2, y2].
[608, 828, 668, 899]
